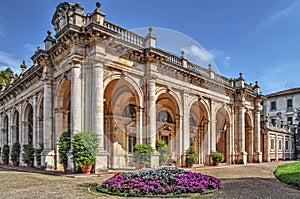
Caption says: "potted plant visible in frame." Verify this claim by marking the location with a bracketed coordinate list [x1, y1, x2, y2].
[11, 142, 21, 166]
[186, 146, 197, 168]
[34, 144, 43, 168]
[156, 140, 168, 166]
[133, 144, 153, 169]
[2, 145, 10, 165]
[72, 131, 99, 174]
[58, 131, 71, 172]
[22, 144, 35, 167]
[211, 151, 224, 166]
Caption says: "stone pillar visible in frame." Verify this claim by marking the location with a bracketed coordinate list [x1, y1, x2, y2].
[275, 135, 278, 161]
[71, 61, 82, 134]
[136, 106, 143, 144]
[239, 106, 247, 164]
[182, 93, 190, 157]
[205, 120, 211, 164]
[210, 102, 217, 155]
[92, 63, 108, 172]
[41, 66, 55, 170]
[175, 115, 183, 167]
[32, 96, 37, 149]
[254, 109, 262, 162]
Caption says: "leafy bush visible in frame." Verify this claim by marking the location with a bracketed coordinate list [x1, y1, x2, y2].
[211, 152, 224, 163]
[186, 146, 197, 165]
[2, 145, 10, 163]
[22, 144, 35, 164]
[58, 131, 71, 165]
[35, 144, 43, 167]
[156, 140, 168, 165]
[72, 131, 99, 168]
[11, 142, 21, 162]
[97, 167, 222, 196]
[133, 144, 153, 167]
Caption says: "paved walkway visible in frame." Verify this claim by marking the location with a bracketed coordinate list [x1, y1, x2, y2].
[0, 161, 299, 198]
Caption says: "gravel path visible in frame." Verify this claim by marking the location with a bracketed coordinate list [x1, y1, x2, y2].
[0, 161, 299, 198]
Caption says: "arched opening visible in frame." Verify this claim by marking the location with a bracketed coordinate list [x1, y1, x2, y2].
[12, 111, 20, 144]
[189, 100, 209, 164]
[23, 104, 33, 145]
[216, 107, 230, 163]
[37, 98, 44, 146]
[156, 93, 179, 163]
[245, 112, 254, 163]
[104, 78, 140, 168]
[3, 115, 9, 145]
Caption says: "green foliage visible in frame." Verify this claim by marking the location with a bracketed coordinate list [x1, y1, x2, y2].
[10, 142, 21, 162]
[133, 144, 153, 167]
[156, 140, 168, 165]
[211, 151, 224, 163]
[186, 146, 197, 164]
[72, 131, 99, 168]
[0, 67, 15, 90]
[58, 131, 71, 165]
[275, 161, 300, 189]
[22, 144, 35, 163]
[34, 144, 43, 167]
[2, 145, 10, 163]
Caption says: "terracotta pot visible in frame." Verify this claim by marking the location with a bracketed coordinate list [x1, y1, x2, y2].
[12, 161, 19, 166]
[138, 163, 146, 169]
[81, 165, 92, 174]
[2, 162, 8, 165]
[26, 162, 33, 167]
[188, 163, 194, 168]
[63, 164, 68, 173]
[215, 162, 220, 166]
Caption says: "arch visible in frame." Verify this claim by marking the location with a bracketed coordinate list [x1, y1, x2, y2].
[245, 110, 254, 162]
[104, 77, 142, 168]
[155, 88, 182, 116]
[216, 106, 231, 163]
[23, 103, 33, 145]
[189, 99, 210, 164]
[12, 110, 20, 144]
[188, 96, 211, 122]
[55, 79, 71, 109]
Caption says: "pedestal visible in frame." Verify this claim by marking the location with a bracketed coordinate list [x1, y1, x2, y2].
[41, 149, 55, 170]
[95, 151, 109, 173]
[151, 152, 160, 168]
[254, 151, 262, 163]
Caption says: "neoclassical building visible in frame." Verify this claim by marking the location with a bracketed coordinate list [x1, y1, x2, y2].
[0, 2, 265, 172]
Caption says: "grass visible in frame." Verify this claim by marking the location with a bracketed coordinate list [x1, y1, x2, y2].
[274, 161, 300, 189]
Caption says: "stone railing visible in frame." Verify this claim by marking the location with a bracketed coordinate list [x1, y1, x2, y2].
[214, 73, 232, 86]
[245, 83, 254, 91]
[103, 21, 145, 47]
[187, 62, 210, 77]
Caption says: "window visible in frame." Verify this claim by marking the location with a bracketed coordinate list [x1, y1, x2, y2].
[122, 104, 136, 118]
[128, 135, 136, 153]
[157, 110, 173, 123]
[271, 118, 277, 126]
[270, 101, 276, 110]
[278, 139, 282, 151]
[285, 139, 289, 151]
[287, 99, 293, 108]
[190, 116, 197, 126]
[161, 136, 169, 145]
[270, 138, 275, 151]
[287, 116, 293, 125]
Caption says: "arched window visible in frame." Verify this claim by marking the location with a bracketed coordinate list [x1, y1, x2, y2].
[157, 110, 173, 123]
[190, 116, 197, 126]
[122, 104, 136, 118]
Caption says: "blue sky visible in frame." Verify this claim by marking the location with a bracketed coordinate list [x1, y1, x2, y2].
[0, 0, 300, 94]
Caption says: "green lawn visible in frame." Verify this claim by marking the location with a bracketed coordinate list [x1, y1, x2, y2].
[274, 161, 300, 189]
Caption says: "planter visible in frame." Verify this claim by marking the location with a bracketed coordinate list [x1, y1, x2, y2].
[137, 163, 146, 169]
[81, 164, 92, 174]
[188, 163, 194, 168]
[215, 162, 220, 166]
[26, 162, 33, 167]
[2, 162, 8, 165]
[12, 161, 19, 166]
[63, 164, 68, 173]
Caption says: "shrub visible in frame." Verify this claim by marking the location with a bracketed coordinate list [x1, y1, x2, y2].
[35, 144, 43, 167]
[11, 142, 21, 162]
[97, 167, 222, 196]
[2, 145, 10, 163]
[211, 151, 224, 163]
[22, 144, 35, 164]
[186, 146, 197, 165]
[72, 131, 99, 168]
[133, 144, 153, 167]
[58, 131, 71, 165]
[156, 140, 168, 165]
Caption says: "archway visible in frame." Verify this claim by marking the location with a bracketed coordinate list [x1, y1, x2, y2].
[23, 104, 33, 145]
[37, 98, 44, 146]
[189, 100, 209, 164]
[216, 107, 230, 163]
[104, 78, 141, 168]
[156, 93, 180, 164]
[245, 112, 254, 163]
[12, 110, 20, 144]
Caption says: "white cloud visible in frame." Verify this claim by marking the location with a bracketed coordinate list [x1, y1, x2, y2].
[0, 51, 22, 71]
[24, 43, 42, 53]
[256, 1, 299, 32]
[182, 45, 214, 63]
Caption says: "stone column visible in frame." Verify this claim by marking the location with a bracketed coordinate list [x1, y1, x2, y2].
[71, 61, 82, 134]
[41, 66, 55, 170]
[92, 62, 108, 172]
[275, 135, 278, 161]
[210, 102, 217, 153]
[32, 96, 37, 149]
[182, 93, 190, 157]
[0, 114, 2, 157]
[254, 109, 262, 162]
[175, 115, 183, 167]
[136, 106, 143, 144]
[205, 120, 211, 164]
[239, 106, 247, 164]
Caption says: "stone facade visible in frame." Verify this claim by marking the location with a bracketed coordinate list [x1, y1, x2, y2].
[0, 2, 265, 172]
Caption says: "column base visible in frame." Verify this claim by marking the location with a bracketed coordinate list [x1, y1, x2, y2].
[254, 151, 263, 163]
[41, 149, 56, 170]
[238, 151, 248, 165]
[151, 151, 160, 168]
[95, 151, 109, 173]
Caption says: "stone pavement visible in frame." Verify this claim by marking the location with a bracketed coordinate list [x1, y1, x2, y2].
[0, 161, 300, 198]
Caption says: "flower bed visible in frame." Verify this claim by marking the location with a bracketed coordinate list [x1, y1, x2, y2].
[97, 167, 222, 197]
